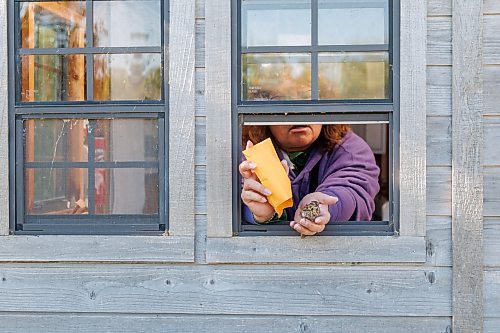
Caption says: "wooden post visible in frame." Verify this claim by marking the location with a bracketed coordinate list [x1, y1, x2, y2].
[452, 0, 484, 332]
[0, 0, 9, 235]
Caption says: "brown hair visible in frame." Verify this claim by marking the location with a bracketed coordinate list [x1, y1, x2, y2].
[242, 124, 351, 152]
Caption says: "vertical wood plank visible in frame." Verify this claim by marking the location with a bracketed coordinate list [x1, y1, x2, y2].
[0, 0, 9, 236]
[452, 0, 484, 332]
[205, 0, 232, 237]
[169, 0, 196, 236]
[399, 0, 427, 236]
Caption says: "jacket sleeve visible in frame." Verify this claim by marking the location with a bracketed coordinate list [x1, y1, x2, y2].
[315, 135, 380, 222]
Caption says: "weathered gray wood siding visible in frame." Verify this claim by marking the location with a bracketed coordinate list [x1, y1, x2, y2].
[0, 0, 493, 331]
[484, 1, 500, 332]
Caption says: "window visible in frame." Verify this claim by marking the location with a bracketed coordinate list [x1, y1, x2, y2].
[205, 0, 426, 263]
[234, 0, 398, 236]
[13, 1, 166, 234]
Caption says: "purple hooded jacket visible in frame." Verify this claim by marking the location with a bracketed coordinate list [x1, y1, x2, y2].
[243, 131, 380, 223]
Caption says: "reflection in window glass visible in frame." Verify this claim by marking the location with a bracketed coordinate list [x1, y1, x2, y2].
[24, 119, 89, 162]
[94, 119, 159, 162]
[318, 52, 388, 99]
[25, 168, 88, 215]
[242, 0, 310, 47]
[318, 0, 388, 45]
[93, 53, 162, 101]
[20, 2, 86, 49]
[93, 1, 161, 47]
[95, 168, 159, 215]
[20, 55, 86, 102]
[242, 53, 311, 101]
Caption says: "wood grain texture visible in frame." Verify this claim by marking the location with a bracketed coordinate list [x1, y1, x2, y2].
[485, 270, 500, 317]
[205, 0, 233, 237]
[0, 314, 452, 333]
[0, 265, 452, 316]
[452, 1, 484, 331]
[169, 0, 196, 236]
[195, 18, 205, 68]
[485, 318, 500, 333]
[484, 66, 500, 115]
[427, 167, 452, 216]
[0, 0, 9, 236]
[196, 0, 205, 18]
[484, 0, 500, 14]
[427, 116, 452, 166]
[0, 236, 194, 262]
[428, 0, 452, 16]
[427, 66, 452, 116]
[484, 117, 500, 166]
[195, 68, 205, 116]
[195, 214, 207, 263]
[484, 15, 500, 64]
[427, 17, 452, 65]
[207, 236, 426, 263]
[195, 116, 206, 166]
[399, 0, 427, 237]
[484, 168, 500, 217]
[195, 165, 206, 215]
[485, 218, 500, 267]
[426, 216, 452, 267]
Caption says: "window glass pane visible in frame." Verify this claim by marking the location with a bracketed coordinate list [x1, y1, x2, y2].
[95, 168, 159, 214]
[318, 52, 388, 99]
[20, 2, 86, 49]
[24, 119, 88, 162]
[242, 53, 311, 101]
[25, 168, 88, 215]
[94, 119, 159, 162]
[93, 1, 161, 47]
[93, 53, 162, 101]
[242, 0, 311, 47]
[20, 55, 86, 102]
[240, 122, 388, 224]
[318, 0, 388, 45]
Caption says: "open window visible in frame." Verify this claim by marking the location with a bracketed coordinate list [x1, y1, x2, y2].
[206, 0, 425, 263]
[233, 0, 398, 236]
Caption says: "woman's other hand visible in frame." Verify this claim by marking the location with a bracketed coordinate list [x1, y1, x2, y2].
[291, 192, 338, 235]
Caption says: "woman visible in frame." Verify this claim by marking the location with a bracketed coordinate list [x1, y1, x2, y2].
[239, 124, 380, 236]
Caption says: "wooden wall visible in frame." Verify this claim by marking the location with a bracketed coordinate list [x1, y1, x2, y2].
[484, 1, 500, 332]
[0, 0, 495, 332]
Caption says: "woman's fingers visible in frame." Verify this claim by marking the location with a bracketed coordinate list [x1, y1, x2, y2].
[239, 160, 257, 179]
[243, 178, 271, 196]
[241, 188, 267, 204]
[290, 220, 322, 236]
[281, 159, 290, 175]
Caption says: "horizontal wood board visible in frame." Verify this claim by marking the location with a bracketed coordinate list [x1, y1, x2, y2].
[484, 117, 500, 166]
[0, 314, 452, 333]
[484, 218, 500, 267]
[207, 236, 426, 263]
[0, 236, 194, 262]
[484, 168, 500, 217]
[0, 266, 452, 316]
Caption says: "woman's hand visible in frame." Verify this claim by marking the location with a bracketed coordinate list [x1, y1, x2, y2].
[239, 140, 289, 223]
[291, 192, 338, 236]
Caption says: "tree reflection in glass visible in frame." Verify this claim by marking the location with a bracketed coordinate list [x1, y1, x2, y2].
[318, 52, 389, 100]
[242, 53, 311, 101]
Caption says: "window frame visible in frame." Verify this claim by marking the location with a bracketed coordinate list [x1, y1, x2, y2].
[0, 0, 196, 262]
[233, 0, 398, 236]
[205, 0, 426, 263]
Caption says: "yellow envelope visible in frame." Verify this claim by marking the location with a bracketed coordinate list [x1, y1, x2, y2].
[243, 138, 293, 216]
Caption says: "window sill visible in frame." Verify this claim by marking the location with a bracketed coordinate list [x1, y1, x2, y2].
[206, 235, 426, 264]
[0, 235, 194, 262]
